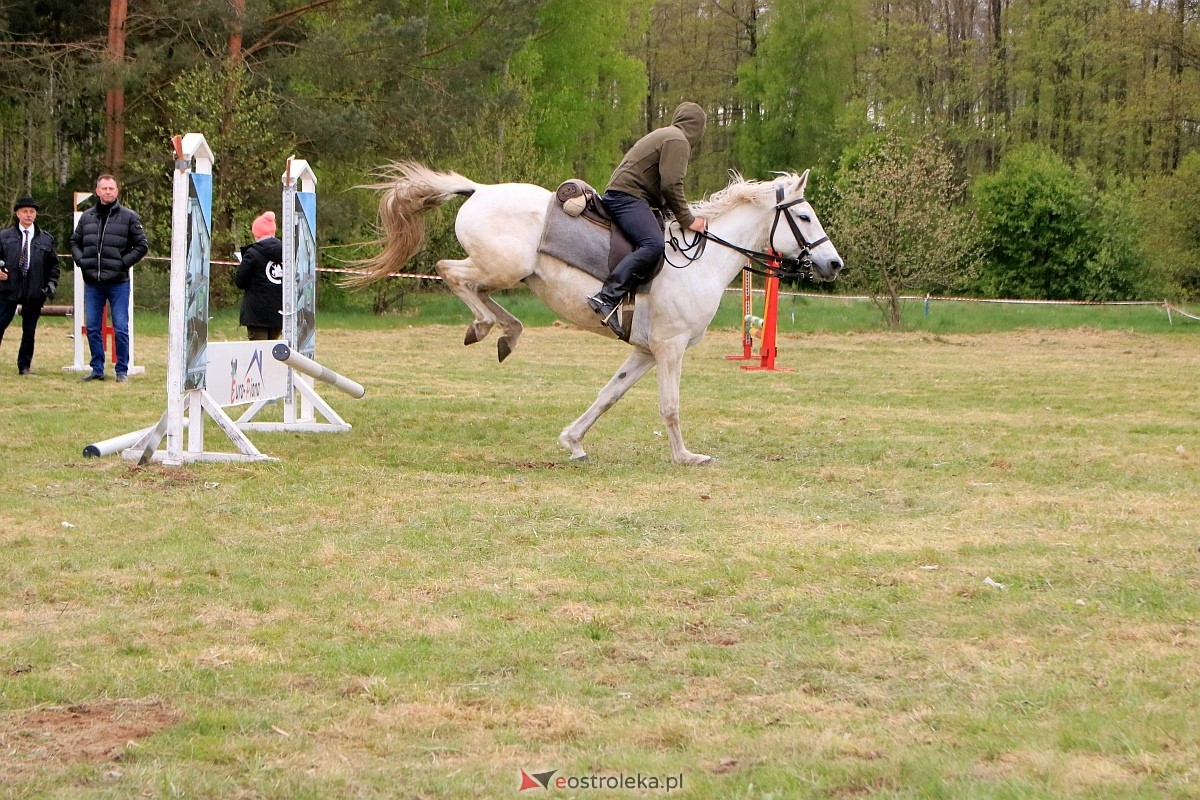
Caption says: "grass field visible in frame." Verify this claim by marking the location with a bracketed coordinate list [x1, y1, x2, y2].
[2, 300, 1199, 799]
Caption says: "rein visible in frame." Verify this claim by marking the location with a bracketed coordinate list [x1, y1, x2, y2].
[665, 186, 823, 280]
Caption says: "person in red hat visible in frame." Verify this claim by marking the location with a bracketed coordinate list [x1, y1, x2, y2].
[235, 210, 285, 340]
[0, 195, 60, 375]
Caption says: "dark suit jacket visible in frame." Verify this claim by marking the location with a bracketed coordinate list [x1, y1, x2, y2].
[0, 224, 59, 305]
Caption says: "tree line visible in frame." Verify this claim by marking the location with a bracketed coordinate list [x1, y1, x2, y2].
[2, 0, 1199, 321]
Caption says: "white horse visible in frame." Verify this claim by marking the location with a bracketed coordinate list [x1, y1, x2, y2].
[353, 162, 843, 464]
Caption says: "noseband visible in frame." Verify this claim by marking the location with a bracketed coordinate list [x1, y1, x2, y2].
[668, 186, 827, 279]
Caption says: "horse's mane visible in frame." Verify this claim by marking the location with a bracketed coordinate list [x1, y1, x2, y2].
[691, 171, 794, 220]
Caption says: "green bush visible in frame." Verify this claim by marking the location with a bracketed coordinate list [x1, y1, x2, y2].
[972, 145, 1100, 300]
[971, 145, 1163, 301]
[1135, 152, 1200, 299]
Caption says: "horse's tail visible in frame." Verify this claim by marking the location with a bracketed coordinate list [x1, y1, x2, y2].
[345, 161, 481, 287]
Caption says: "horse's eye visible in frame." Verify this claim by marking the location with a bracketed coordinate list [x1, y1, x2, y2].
[798, 214, 811, 222]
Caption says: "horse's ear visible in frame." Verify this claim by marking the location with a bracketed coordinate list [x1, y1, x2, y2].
[777, 170, 810, 205]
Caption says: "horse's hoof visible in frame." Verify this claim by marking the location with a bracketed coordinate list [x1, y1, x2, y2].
[569, 453, 589, 463]
[559, 432, 587, 461]
[464, 327, 480, 346]
[497, 338, 512, 362]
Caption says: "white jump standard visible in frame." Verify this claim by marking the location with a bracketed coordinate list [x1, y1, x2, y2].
[234, 157, 365, 433]
[124, 132, 272, 464]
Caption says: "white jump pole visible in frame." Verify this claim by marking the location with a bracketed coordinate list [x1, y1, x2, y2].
[271, 343, 365, 398]
[83, 419, 189, 458]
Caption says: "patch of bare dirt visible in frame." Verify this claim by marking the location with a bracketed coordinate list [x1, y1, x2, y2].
[0, 698, 181, 770]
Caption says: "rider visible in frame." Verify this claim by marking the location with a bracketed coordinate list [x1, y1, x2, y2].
[587, 101, 708, 340]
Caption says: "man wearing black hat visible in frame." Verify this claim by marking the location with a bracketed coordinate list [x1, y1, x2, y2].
[0, 195, 60, 376]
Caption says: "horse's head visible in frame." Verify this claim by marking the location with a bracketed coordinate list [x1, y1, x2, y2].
[771, 171, 843, 282]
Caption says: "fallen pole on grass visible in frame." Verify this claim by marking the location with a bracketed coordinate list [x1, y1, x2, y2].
[271, 343, 365, 399]
[83, 418, 189, 458]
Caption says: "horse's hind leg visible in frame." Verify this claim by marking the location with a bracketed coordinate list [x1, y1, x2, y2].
[436, 257, 497, 346]
[559, 349, 656, 461]
[480, 295, 523, 362]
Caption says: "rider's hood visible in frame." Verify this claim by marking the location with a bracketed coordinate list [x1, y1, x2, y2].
[671, 102, 706, 148]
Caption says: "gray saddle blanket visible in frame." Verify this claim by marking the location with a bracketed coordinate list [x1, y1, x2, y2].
[536, 179, 663, 282]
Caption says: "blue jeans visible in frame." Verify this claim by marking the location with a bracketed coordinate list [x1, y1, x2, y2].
[598, 191, 665, 302]
[84, 280, 131, 376]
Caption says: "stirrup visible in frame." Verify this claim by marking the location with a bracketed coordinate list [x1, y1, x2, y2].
[587, 294, 627, 340]
[599, 303, 627, 340]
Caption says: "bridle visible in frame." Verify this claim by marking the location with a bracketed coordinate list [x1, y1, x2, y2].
[666, 185, 829, 279]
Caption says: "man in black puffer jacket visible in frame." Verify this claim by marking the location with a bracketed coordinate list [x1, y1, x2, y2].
[70, 174, 148, 382]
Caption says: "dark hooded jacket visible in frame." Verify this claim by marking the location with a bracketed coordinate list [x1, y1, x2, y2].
[236, 236, 285, 329]
[605, 102, 706, 229]
[69, 200, 149, 285]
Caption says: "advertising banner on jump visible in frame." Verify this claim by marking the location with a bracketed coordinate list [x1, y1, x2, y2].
[204, 341, 289, 407]
[291, 189, 318, 359]
[184, 171, 212, 391]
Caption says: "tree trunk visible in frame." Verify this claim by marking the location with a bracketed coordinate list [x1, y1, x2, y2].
[215, 0, 247, 259]
[104, 0, 128, 174]
[229, 0, 244, 67]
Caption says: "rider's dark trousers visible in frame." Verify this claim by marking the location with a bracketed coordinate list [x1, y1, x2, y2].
[597, 191, 665, 304]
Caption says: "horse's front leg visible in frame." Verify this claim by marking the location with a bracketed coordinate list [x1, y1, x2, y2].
[558, 349, 656, 461]
[655, 339, 711, 465]
[436, 257, 496, 346]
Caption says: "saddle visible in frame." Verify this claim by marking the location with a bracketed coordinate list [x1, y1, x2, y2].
[536, 179, 665, 283]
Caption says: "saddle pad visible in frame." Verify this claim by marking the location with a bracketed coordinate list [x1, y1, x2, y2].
[537, 196, 622, 281]
[538, 182, 666, 283]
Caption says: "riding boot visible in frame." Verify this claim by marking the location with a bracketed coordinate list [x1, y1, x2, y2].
[587, 192, 664, 342]
[586, 255, 641, 340]
[587, 292, 627, 340]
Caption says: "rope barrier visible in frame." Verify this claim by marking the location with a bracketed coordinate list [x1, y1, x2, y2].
[63, 253, 1199, 309]
[1165, 302, 1200, 322]
[83, 254, 445, 281]
[727, 287, 1199, 323]
[211, 258, 443, 281]
[759, 289, 1169, 306]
